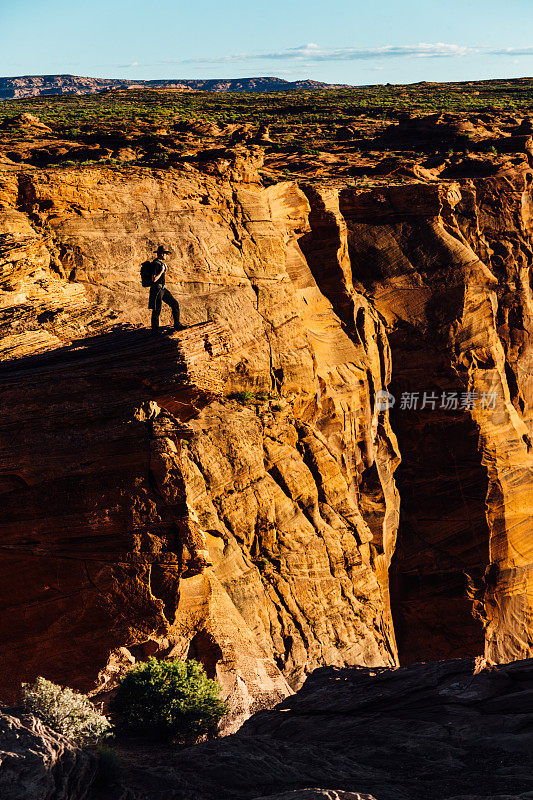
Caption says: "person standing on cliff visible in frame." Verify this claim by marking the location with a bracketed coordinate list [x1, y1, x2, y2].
[148, 245, 184, 334]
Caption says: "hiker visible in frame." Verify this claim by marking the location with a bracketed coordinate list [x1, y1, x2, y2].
[145, 245, 184, 334]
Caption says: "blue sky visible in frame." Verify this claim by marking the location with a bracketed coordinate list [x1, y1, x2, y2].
[2, 0, 533, 85]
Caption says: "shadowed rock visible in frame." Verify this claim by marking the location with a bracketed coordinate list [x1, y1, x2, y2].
[0, 705, 96, 800]
[113, 658, 533, 800]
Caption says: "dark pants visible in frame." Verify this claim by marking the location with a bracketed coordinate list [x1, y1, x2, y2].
[150, 287, 180, 331]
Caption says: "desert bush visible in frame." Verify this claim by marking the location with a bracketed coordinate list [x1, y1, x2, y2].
[230, 389, 255, 404]
[21, 676, 113, 746]
[110, 657, 228, 740]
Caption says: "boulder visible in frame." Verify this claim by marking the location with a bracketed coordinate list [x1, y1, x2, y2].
[11, 113, 52, 133]
[0, 705, 96, 800]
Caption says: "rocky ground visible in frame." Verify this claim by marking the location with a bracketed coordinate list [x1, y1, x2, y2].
[118, 656, 533, 800]
[4, 657, 532, 800]
[0, 704, 96, 800]
[1, 82, 533, 798]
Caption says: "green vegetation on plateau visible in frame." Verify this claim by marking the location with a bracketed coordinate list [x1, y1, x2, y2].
[2, 78, 533, 185]
[1, 77, 533, 138]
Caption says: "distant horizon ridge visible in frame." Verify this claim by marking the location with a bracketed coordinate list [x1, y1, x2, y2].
[1, 73, 533, 102]
[0, 74, 349, 101]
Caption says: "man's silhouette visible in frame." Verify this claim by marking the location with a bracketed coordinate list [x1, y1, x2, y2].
[148, 245, 184, 334]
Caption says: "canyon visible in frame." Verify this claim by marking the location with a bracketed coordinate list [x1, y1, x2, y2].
[0, 94, 533, 737]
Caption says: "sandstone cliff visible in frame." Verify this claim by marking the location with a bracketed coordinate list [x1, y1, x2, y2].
[0, 151, 399, 718]
[1, 134, 533, 713]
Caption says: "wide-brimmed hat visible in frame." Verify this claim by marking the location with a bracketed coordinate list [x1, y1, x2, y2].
[157, 245, 171, 256]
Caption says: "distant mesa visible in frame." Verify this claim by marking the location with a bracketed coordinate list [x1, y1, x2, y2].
[0, 74, 348, 100]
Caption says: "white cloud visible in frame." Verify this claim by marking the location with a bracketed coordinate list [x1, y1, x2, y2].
[180, 43, 476, 65]
[490, 47, 533, 56]
[177, 42, 533, 67]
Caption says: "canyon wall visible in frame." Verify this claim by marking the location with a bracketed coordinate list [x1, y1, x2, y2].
[335, 171, 533, 663]
[1, 148, 532, 712]
[0, 153, 399, 717]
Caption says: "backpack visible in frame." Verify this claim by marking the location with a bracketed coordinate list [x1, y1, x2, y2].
[140, 260, 153, 287]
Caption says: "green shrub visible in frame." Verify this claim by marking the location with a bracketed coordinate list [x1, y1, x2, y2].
[110, 657, 228, 740]
[296, 143, 320, 155]
[231, 389, 255, 404]
[252, 555, 269, 570]
[21, 677, 112, 746]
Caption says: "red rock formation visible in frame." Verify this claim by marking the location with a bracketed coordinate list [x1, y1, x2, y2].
[0, 154, 398, 718]
[1, 139, 533, 713]
[335, 173, 533, 663]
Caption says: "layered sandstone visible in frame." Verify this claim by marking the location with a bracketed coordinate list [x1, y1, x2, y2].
[334, 170, 533, 663]
[1, 125, 533, 712]
[0, 152, 399, 717]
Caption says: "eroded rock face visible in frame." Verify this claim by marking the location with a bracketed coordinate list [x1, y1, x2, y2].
[334, 173, 533, 663]
[0, 156, 398, 717]
[1, 142, 533, 712]
[0, 705, 96, 800]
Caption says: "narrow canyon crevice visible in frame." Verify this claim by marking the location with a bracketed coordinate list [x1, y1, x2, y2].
[387, 337, 489, 662]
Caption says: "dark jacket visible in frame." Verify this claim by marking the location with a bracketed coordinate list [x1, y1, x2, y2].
[148, 259, 166, 309]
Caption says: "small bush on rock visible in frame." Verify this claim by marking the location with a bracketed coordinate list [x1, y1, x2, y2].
[230, 389, 255, 405]
[21, 676, 113, 746]
[110, 657, 228, 740]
